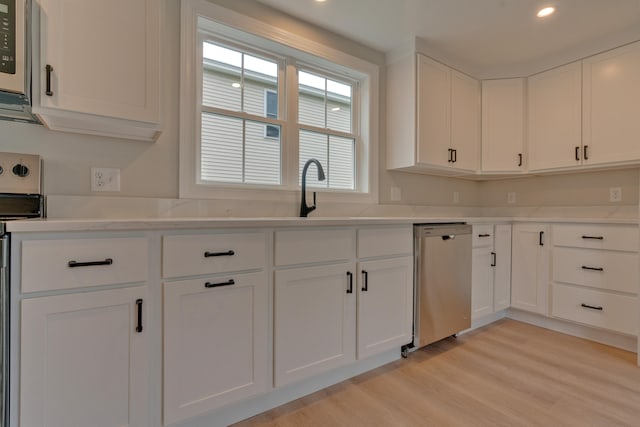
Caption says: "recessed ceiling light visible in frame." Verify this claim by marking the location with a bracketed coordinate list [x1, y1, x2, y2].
[315, 0, 327, 3]
[536, 6, 556, 18]
[232, 82, 241, 88]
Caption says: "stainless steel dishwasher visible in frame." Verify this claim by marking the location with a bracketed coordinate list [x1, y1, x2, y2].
[413, 223, 472, 348]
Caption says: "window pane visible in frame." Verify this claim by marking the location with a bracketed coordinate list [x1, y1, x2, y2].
[201, 113, 243, 183]
[202, 42, 242, 111]
[327, 79, 352, 133]
[243, 53, 278, 118]
[299, 130, 328, 188]
[299, 71, 325, 129]
[202, 41, 278, 118]
[329, 135, 355, 190]
[245, 121, 281, 185]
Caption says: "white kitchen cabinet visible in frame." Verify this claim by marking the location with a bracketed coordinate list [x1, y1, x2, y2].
[471, 224, 512, 321]
[163, 272, 268, 425]
[274, 262, 356, 387]
[32, 0, 160, 141]
[511, 223, 549, 315]
[528, 62, 583, 171]
[20, 287, 148, 427]
[481, 78, 526, 173]
[583, 40, 640, 166]
[387, 51, 480, 174]
[357, 256, 413, 359]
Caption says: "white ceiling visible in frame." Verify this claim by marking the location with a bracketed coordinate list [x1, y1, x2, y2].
[255, 0, 640, 77]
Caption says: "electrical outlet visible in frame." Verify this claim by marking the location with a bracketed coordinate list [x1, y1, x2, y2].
[609, 187, 622, 202]
[507, 192, 516, 204]
[91, 167, 120, 192]
[453, 191, 460, 203]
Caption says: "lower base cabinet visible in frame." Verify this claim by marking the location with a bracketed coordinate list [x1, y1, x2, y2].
[20, 287, 148, 427]
[274, 262, 357, 387]
[163, 271, 268, 425]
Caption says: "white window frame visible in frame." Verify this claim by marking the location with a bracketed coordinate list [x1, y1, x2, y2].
[179, 0, 379, 203]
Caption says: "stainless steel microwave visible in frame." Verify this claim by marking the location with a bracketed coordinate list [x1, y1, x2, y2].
[0, 0, 26, 95]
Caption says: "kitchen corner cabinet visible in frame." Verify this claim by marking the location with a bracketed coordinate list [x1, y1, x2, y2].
[582, 40, 640, 166]
[387, 52, 480, 174]
[511, 223, 549, 315]
[32, 0, 161, 141]
[528, 62, 582, 171]
[481, 78, 525, 173]
[20, 287, 148, 427]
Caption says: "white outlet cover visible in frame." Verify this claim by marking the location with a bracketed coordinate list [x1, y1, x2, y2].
[91, 167, 121, 192]
[609, 187, 622, 202]
[507, 192, 516, 204]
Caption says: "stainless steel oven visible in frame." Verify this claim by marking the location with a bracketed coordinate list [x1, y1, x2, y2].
[0, 152, 43, 427]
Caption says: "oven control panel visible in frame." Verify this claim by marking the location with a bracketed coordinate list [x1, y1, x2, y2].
[0, 152, 41, 194]
[0, 0, 16, 75]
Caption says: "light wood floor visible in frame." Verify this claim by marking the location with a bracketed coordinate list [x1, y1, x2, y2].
[234, 319, 640, 427]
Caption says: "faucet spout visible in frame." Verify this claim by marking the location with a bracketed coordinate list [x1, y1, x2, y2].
[300, 158, 326, 217]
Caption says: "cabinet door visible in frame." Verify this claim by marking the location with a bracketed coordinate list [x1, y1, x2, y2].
[511, 224, 549, 315]
[163, 272, 268, 425]
[450, 70, 480, 171]
[583, 41, 640, 166]
[472, 246, 494, 320]
[481, 79, 525, 172]
[357, 257, 413, 359]
[274, 262, 356, 387]
[493, 224, 512, 311]
[37, 0, 159, 123]
[417, 54, 451, 167]
[21, 287, 148, 427]
[528, 62, 582, 171]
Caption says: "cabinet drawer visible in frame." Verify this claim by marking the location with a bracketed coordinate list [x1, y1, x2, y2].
[275, 228, 354, 266]
[21, 238, 148, 293]
[553, 224, 638, 251]
[551, 283, 638, 335]
[163, 232, 266, 279]
[357, 226, 412, 258]
[553, 247, 638, 294]
[472, 224, 494, 247]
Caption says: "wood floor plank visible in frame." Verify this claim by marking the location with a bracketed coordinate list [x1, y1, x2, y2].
[233, 319, 640, 427]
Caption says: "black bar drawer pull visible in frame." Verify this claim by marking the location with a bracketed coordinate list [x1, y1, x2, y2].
[478, 233, 491, 238]
[204, 250, 235, 258]
[581, 235, 604, 240]
[136, 299, 143, 333]
[582, 266, 604, 272]
[447, 148, 453, 163]
[491, 252, 496, 267]
[518, 153, 523, 167]
[204, 279, 235, 288]
[362, 270, 368, 292]
[539, 231, 544, 246]
[581, 303, 603, 311]
[68, 258, 113, 268]
[45, 64, 54, 96]
[452, 149, 457, 163]
[346, 272, 353, 294]
[575, 146, 580, 161]
[583, 145, 589, 161]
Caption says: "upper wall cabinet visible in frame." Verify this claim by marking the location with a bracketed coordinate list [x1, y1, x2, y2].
[481, 78, 525, 173]
[528, 62, 582, 172]
[32, 0, 161, 141]
[583, 41, 640, 166]
[387, 52, 480, 175]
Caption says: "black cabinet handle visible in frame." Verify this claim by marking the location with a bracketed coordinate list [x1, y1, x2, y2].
[45, 64, 54, 96]
[204, 279, 235, 288]
[447, 148, 453, 163]
[539, 231, 544, 246]
[204, 250, 235, 258]
[581, 235, 604, 240]
[452, 149, 457, 163]
[491, 252, 496, 267]
[362, 270, 368, 292]
[583, 145, 589, 161]
[581, 303, 603, 311]
[582, 266, 604, 272]
[346, 271, 353, 294]
[136, 299, 143, 333]
[518, 153, 523, 167]
[478, 233, 491, 238]
[68, 258, 113, 268]
[575, 146, 580, 161]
